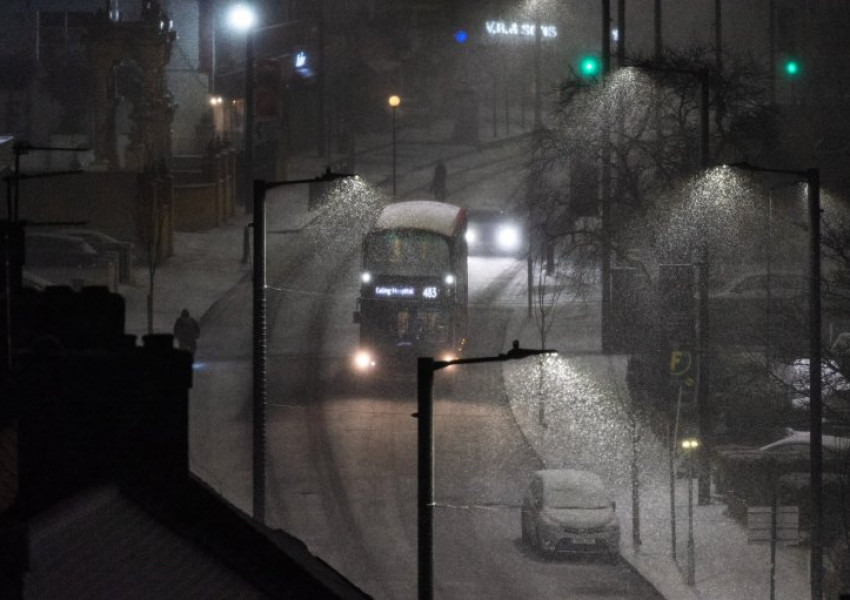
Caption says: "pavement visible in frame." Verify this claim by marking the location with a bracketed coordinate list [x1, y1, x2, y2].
[501, 307, 812, 600]
[112, 122, 813, 599]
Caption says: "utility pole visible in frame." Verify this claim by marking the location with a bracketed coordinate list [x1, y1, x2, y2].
[768, 0, 776, 104]
[602, 0, 612, 74]
[600, 0, 612, 353]
[316, 0, 326, 158]
[697, 68, 711, 506]
[654, 0, 662, 60]
[714, 0, 723, 71]
[533, 17, 542, 129]
[617, 0, 626, 67]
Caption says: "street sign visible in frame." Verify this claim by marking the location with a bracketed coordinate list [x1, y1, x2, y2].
[669, 350, 692, 376]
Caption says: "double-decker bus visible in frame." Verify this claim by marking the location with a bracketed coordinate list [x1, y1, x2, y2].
[352, 200, 468, 376]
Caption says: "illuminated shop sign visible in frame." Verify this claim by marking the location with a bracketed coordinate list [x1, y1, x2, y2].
[484, 21, 558, 39]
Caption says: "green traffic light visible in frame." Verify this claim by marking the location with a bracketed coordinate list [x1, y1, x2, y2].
[578, 55, 601, 79]
[783, 59, 800, 77]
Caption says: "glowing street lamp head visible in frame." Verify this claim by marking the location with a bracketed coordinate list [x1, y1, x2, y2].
[228, 3, 257, 32]
[388, 95, 401, 108]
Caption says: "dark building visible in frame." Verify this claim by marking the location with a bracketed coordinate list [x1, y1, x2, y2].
[0, 277, 370, 599]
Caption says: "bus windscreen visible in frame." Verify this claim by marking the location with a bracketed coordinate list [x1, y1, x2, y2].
[365, 231, 450, 276]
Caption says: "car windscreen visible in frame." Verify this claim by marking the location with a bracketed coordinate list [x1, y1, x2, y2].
[544, 485, 609, 509]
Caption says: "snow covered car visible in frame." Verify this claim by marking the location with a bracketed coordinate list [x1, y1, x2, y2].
[709, 270, 807, 347]
[521, 469, 620, 557]
[760, 428, 850, 460]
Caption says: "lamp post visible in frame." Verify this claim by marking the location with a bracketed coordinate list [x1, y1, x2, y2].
[251, 168, 357, 523]
[388, 95, 401, 197]
[416, 341, 557, 600]
[623, 62, 712, 504]
[681, 437, 699, 586]
[227, 2, 257, 213]
[728, 162, 822, 600]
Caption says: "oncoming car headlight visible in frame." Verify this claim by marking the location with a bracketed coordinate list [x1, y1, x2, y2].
[353, 350, 375, 371]
[497, 225, 521, 250]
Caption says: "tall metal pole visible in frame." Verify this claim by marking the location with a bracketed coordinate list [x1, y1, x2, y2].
[244, 28, 255, 213]
[601, 0, 611, 74]
[730, 163, 823, 599]
[654, 0, 662, 60]
[417, 357, 435, 600]
[696, 69, 712, 505]
[768, 0, 776, 104]
[807, 168, 823, 600]
[533, 18, 542, 129]
[415, 345, 555, 600]
[728, 162, 823, 600]
[686, 452, 695, 585]
[252, 179, 267, 523]
[714, 0, 722, 72]
[210, 13, 216, 95]
[316, 0, 326, 158]
[391, 106, 397, 198]
[617, 0, 626, 67]
[600, 0, 612, 352]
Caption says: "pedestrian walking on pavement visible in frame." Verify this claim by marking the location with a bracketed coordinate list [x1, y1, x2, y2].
[173, 308, 200, 356]
[429, 160, 447, 201]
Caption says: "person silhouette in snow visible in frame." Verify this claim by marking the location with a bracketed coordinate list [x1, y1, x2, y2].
[173, 308, 200, 355]
[429, 160, 447, 201]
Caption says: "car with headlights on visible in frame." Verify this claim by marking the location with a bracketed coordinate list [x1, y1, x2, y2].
[464, 207, 524, 257]
[521, 469, 620, 558]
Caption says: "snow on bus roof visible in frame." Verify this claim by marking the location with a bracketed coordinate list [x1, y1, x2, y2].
[374, 200, 466, 238]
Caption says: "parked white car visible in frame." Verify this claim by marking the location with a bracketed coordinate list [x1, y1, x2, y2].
[759, 428, 850, 459]
[521, 469, 620, 558]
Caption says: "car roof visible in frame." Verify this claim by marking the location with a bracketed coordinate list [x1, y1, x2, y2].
[723, 271, 805, 284]
[57, 229, 120, 241]
[534, 469, 605, 491]
[22, 269, 54, 290]
[759, 429, 850, 453]
[27, 232, 95, 243]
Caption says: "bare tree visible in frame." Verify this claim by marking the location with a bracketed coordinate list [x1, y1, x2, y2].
[136, 160, 172, 335]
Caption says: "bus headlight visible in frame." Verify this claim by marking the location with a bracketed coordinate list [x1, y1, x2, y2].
[354, 350, 375, 371]
[465, 228, 477, 244]
[444, 273, 456, 285]
[497, 225, 520, 250]
[361, 271, 372, 284]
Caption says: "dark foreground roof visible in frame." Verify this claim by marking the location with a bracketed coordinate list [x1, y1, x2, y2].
[23, 477, 371, 600]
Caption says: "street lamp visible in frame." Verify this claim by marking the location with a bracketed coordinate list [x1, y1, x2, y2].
[227, 2, 257, 213]
[251, 168, 357, 523]
[680, 437, 699, 586]
[727, 162, 823, 600]
[621, 62, 712, 504]
[388, 95, 401, 197]
[416, 340, 557, 600]
[620, 62, 711, 505]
